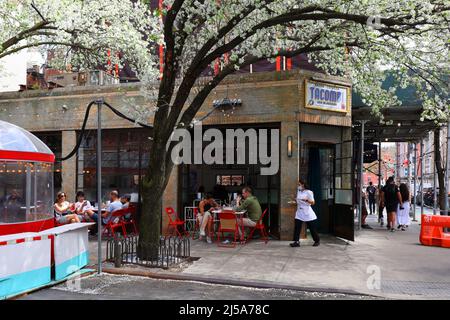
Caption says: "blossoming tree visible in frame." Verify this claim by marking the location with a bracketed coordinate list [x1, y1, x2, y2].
[1, 0, 448, 257]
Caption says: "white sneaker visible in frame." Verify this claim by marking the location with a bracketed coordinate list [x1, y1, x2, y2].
[206, 236, 213, 244]
[200, 230, 206, 237]
[222, 239, 230, 244]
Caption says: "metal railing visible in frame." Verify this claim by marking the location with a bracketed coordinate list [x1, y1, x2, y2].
[184, 206, 221, 234]
[106, 235, 190, 269]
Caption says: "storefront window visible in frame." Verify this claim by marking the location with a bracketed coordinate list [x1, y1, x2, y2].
[78, 128, 152, 203]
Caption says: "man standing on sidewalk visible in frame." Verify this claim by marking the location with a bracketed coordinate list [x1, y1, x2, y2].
[366, 181, 377, 215]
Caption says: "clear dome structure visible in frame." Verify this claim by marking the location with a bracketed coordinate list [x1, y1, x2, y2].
[0, 120, 55, 234]
[0, 120, 52, 154]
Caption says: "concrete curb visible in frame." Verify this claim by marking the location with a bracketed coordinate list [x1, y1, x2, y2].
[101, 267, 381, 299]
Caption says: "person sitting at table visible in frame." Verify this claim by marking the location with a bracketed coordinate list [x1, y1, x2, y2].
[89, 191, 123, 236]
[0, 189, 24, 223]
[235, 186, 262, 238]
[74, 191, 96, 222]
[120, 194, 133, 220]
[120, 194, 131, 209]
[198, 193, 220, 244]
[103, 190, 123, 224]
[54, 191, 80, 225]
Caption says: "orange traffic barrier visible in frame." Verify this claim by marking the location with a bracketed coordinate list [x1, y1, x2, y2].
[420, 214, 450, 248]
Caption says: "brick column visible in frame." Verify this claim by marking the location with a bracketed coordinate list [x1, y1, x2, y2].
[279, 121, 300, 240]
[61, 130, 77, 201]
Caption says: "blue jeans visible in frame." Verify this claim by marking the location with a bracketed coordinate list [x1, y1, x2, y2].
[90, 213, 106, 225]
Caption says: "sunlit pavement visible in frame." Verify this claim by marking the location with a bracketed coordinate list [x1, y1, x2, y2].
[20, 273, 375, 300]
[22, 207, 450, 300]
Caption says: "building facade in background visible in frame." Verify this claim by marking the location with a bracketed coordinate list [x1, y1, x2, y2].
[0, 69, 354, 240]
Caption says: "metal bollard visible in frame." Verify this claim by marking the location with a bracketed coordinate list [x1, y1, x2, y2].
[114, 237, 122, 268]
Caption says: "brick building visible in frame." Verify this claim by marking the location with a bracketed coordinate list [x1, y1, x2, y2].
[0, 68, 354, 241]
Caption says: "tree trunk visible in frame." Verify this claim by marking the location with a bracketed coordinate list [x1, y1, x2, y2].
[137, 136, 170, 260]
[434, 128, 446, 214]
[137, 178, 163, 260]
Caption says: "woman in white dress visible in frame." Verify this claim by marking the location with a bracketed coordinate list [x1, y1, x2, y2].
[396, 183, 410, 231]
[289, 178, 320, 247]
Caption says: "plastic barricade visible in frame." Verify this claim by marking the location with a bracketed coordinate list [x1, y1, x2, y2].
[419, 214, 450, 248]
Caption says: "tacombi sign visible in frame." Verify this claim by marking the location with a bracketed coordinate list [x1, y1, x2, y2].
[305, 79, 350, 113]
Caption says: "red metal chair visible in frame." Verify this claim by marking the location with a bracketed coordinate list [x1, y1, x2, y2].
[122, 205, 138, 235]
[102, 209, 127, 239]
[246, 208, 269, 244]
[192, 208, 215, 241]
[217, 210, 239, 248]
[165, 207, 187, 237]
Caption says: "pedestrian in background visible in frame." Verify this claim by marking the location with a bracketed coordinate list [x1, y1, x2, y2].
[396, 183, 411, 231]
[290, 178, 320, 247]
[366, 181, 377, 215]
[381, 177, 403, 232]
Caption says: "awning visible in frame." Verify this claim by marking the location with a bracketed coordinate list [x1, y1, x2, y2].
[352, 106, 441, 143]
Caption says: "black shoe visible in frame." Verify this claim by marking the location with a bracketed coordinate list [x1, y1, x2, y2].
[290, 242, 300, 247]
[313, 242, 320, 247]
[397, 224, 402, 229]
[362, 224, 373, 229]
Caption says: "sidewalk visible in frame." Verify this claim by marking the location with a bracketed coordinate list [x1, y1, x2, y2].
[89, 208, 450, 299]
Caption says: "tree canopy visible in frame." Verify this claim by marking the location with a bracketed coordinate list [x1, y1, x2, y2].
[1, 0, 448, 125]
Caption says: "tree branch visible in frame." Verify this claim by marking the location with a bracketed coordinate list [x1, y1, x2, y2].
[1, 21, 54, 52]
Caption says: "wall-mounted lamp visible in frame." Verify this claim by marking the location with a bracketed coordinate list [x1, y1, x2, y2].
[287, 136, 293, 157]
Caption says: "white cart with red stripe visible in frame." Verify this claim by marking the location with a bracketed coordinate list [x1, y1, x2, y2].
[0, 233, 52, 299]
[39, 223, 93, 281]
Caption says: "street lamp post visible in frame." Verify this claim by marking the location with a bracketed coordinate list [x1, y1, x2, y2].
[96, 98, 104, 274]
[358, 120, 366, 230]
[445, 121, 450, 216]
[420, 139, 424, 217]
[413, 142, 418, 222]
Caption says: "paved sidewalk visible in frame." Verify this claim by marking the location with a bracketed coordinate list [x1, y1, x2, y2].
[88, 208, 450, 299]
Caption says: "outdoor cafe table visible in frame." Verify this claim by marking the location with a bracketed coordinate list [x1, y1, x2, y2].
[211, 209, 246, 242]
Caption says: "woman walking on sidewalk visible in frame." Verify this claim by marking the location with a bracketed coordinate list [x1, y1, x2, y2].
[396, 183, 411, 231]
[290, 178, 320, 247]
[382, 177, 403, 232]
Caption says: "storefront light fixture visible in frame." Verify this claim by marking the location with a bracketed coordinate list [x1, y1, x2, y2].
[212, 97, 242, 118]
[287, 136, 293, 157]
[213, 98, 242, 108]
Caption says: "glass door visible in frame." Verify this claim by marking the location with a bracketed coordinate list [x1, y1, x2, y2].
[332, 140, 354, 241]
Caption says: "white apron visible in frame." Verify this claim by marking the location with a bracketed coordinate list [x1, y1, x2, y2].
[295, 189, 317, 222]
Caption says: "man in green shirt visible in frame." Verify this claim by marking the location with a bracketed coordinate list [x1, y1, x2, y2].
[236, 186, 262, 233]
